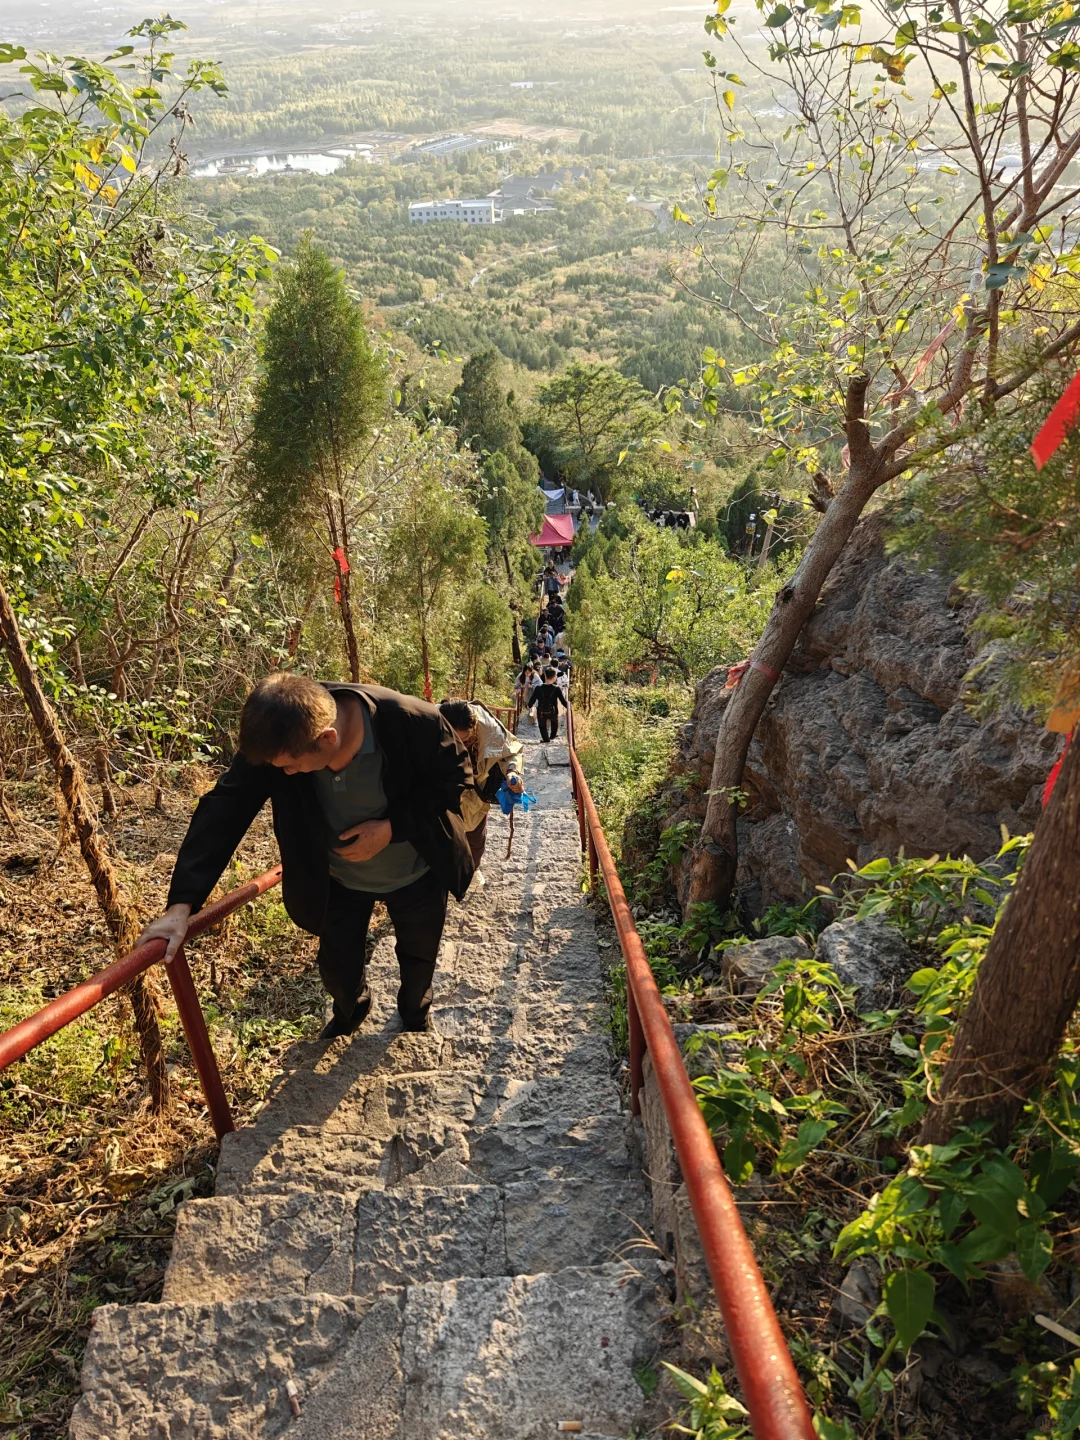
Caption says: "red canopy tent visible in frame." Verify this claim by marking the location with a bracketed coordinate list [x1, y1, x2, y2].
[529, 513, 575, 548]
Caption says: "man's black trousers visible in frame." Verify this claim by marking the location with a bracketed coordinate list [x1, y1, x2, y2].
[537, 708, 560, 742]
[316, 871, 448, 1029]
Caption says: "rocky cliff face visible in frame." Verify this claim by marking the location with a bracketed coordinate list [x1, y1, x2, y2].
[655, 512, 1062, 913]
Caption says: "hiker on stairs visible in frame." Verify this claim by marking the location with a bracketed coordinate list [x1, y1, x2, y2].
[529, 665, 568, 743]
[439, 699, 524, 890]
[135, 674, 474, 1041]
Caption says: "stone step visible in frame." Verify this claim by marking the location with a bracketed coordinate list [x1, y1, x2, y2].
[333, 924, 606, 1033]
[216, 1110, 638, 1197]
[70, 737, 671, 1439]
[247, 1065, 620, 1141]
[267, 1023, 614, 1104]
[72, 1262, 666, 1440]
[164, 1176, 652, 1301]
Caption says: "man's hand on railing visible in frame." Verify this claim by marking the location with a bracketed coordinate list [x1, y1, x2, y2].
[136, 903, 192, 964]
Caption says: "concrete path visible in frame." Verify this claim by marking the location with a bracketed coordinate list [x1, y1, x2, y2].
[71, 725, 664, 1440]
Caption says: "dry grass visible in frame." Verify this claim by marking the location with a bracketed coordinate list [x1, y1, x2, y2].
[0, 769, 330, 1438]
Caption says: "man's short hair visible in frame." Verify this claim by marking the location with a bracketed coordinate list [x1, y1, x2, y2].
[238, 674, 337, 764]
[439, 699, 474, 732]
[543, 666, 556, 680]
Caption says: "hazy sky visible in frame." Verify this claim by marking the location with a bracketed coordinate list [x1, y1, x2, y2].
[1, 0, 704, 50]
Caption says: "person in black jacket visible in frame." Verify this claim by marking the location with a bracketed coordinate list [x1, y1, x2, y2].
[528, 665, 568, 743]
[136, 674, 474, 1039]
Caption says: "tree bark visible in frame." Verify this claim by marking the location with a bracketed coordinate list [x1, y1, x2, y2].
[94, 744, 117, 817]
[502, 546, 523, 666]
[0, 576, 169, 1113]
[919, 729, 1080, 1147]
[421, 628, 433, 703]
[337, 565, 361, 683]
[685, 461, 882, 909]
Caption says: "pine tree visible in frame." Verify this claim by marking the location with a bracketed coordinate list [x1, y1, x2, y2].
[248, 235, 386, 680]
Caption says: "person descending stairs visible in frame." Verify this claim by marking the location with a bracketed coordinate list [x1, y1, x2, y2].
[71, 726, 665, 1439]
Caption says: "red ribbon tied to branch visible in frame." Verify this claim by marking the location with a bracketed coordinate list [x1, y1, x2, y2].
[1043, 734, 1070, 807]
[724, 658, 781, 689]
[1031, 372, 1080, 470]
[332, 547, 350, 606]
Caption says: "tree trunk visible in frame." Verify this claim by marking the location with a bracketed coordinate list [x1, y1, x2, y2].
[685, 464, 881, 909]
[502, 547, 523, 666]
[420, 628, 433, 703]
[70, 637, 87, 688]
[919, 730, 1080, 1147]
[94, 744, 117, 817]
[0, 577, 169, 1113]
[337, 566, 361, 683]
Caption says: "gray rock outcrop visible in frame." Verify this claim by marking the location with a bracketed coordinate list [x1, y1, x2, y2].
[816, 917, 918, 1006]
[720, 933, 813, 994]
[652, 512, 1061, 913]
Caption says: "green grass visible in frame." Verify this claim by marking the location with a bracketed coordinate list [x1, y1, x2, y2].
[574, 681, 688, 858]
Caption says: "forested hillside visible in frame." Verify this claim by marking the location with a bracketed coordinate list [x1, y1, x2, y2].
[3, 2, 1080, 1437]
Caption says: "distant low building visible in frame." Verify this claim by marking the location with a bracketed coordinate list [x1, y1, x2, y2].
[486, 167, 587, 208]
[408, 198, 498, 225]
[406, 133, 482, 159]
[489, 173, 541, 202]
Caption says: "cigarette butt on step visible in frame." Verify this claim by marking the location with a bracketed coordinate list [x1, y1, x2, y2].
[557, 1424, 583, 1433]
[285, 1378, 302, 1419]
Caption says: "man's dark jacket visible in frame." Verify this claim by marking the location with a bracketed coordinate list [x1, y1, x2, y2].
[167, 683, 475, 934]
[529, 682, 567, 716]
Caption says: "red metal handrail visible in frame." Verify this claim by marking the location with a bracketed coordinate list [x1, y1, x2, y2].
[565, 705, 815, 1440]
[492, 696, 523, 734]
[0, 864, 283, 1140]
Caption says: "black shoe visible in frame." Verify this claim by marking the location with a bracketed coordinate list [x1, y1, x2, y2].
[319, 990, 372, 1041]
[397, 1011, 433, 1034]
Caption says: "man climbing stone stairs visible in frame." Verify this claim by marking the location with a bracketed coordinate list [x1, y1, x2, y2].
[71, 728, 666, 1439]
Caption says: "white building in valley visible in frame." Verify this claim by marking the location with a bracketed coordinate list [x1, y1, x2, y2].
[408, 198, 498, 225]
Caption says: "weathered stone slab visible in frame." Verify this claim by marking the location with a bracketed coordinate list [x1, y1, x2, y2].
[466, 1113, 635, 1187]
[672, 1182, 726, 1364]
[352, 1185, 507, 1289]
[164, 1191, 355, 1302]
[475, 1072, 620, 1126]
[639, 1056, 680, 1260]
[71, 1292, 406, 1440]
[73, 1265, 662, 1440]
[215, 1126, 397, 1196]
[504, 1178, 650, 1275]
[399, 1263, 664, 1440]
[446, 1031, 613, 1080]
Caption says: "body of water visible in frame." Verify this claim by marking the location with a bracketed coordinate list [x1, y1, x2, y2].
[192, 145, 373, 178]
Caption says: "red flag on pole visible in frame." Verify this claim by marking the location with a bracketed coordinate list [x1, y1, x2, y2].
[1031, 371, 1080, 470]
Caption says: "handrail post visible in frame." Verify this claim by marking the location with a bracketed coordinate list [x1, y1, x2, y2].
[588, 832, 598, 889]
[166, 943, 235, 1141]
[627, 983, 645, 1116]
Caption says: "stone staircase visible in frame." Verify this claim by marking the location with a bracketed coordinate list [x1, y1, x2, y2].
[71, 726, 666, 1440]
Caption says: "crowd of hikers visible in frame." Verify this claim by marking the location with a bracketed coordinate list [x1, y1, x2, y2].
[135, 552, 574, 1038]
[515, 561, 572, 742]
